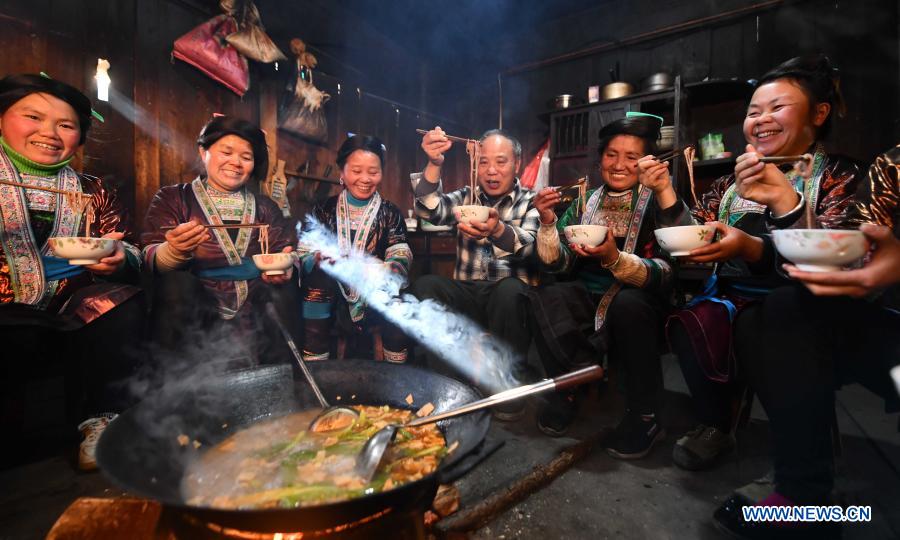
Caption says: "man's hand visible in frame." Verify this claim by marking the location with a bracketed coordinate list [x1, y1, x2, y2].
[734, 144, 800, 216]
[458, 208, 504, 240]
[261, 245, 294, 285]
[85, 232, 126, 275]
[784, 224, 900, 297]
[683, 221, 763, 264]
[570, 228, 619, 266]
[421, 126, 452, 167]
[533, 187, 561, 225]
[165, 220, 209, 256]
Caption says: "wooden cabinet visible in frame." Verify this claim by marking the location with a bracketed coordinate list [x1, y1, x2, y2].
[548, 77, 753, 200]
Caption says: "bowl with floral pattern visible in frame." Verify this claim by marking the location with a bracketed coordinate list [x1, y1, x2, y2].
[252, 252, 294, 275]
[653, 225, 716, 256]
[564, 225, 609, 248]
[48, 237, 116, 265]
[454, 205, 491, 225]
[772, 229, 866, 272]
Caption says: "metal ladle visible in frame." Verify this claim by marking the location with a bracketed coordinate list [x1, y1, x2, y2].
[354, 365, 604, 482]
[265, 303, 359, 432]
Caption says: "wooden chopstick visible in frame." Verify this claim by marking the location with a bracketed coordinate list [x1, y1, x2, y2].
[552, 177, 588, 191]
[759, 154, 812, 165]
[415, 128, 477, 144]
[159, 224, 269, 231]
[654, 145, 694, 163]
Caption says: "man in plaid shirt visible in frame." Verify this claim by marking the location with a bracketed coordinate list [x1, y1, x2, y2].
[409, 127, 540, 419]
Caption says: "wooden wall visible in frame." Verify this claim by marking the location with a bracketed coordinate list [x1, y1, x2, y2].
[0, 0, 259, 229]
[442, 0, 900, 168]
[0, 0, 469, 233]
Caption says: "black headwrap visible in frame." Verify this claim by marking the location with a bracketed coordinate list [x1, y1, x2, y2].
[597, 116, 661, 156]
[0, 74, 93, 145]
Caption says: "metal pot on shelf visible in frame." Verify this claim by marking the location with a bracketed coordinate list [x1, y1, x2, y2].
[548, 94, 582, 110]
[601, 62, 633, 100]
[642, 72, 673, 92]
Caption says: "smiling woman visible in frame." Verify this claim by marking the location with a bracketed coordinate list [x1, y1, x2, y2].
[0, 73, 145, 471]
[643, 55, 869, 474]
[296, 133, 413, 363]
[141, 115, 300, 367]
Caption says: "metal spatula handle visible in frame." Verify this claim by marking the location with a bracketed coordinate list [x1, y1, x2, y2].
[266, 302, 329, 409]
[406, 365, 603, 428]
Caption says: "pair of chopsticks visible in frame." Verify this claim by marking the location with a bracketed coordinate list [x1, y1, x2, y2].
[552, 177, 587, 191]
[159, 223, 268, 231]
[654, 145, 694, 163]
[415, 128, 477, 144]
[0, 179, 86, 197]
[759, 154, 813, 165]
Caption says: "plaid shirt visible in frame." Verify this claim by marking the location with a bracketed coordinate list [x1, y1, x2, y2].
[411, 172, 541, 284]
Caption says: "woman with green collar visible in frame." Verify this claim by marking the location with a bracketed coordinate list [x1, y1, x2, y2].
[0, 74, 143, 470]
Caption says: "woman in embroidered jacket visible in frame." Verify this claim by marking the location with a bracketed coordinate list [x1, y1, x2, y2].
[297, 134, 412, 363]
[142, 116, 298, 364]
[0, 74, 143, 470]
[530, 116, 674, 443]
[640, 55, 865, 471]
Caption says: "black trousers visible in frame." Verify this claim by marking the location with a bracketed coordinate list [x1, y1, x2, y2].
[735, 285, 900, 504]
[301, 265, 408, 358]
[0, 292, 146, 453]
[148, 271, 301, 372]
[668, 314, 757, 432]
[605, 288, 670, 415]
[409, 275, 532, 379]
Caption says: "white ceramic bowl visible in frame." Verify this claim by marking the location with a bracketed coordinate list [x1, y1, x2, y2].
[564, 224, 609, 247]
[772, 229, 867, 272]
[252, 253, 294, 275]
[654, 225, 716, 256]
[48, 237, 116, 265]
[454, 205, 491, 225]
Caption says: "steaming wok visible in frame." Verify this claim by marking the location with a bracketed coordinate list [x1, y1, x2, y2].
[96, 361, 490, 532]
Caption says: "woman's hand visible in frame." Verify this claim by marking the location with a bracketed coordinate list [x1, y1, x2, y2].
[165, 220, 209, 256]
[533, 187, 561, 225]
[313, 251, 335, 268]
[261, 246, 294, 285]
[637, 156, 672, 190]
[683, 221, 763, 264]
[421, 126, 452, 167]
[458, 208, 504, 240]
[784, 224, 900, 297]
[734, 144, 800, 215]
[570, 228, 619, 266]
[84, 232, 126, 275]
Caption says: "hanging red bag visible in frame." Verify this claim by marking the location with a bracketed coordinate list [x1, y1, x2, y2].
[173, 14, 250, 97]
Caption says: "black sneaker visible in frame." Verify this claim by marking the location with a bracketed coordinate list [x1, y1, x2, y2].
[537, 392, 577, 437]
[605, 410, 666, 460]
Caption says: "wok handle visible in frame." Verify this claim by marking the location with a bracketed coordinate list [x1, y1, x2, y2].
[553, 365, 604, 391]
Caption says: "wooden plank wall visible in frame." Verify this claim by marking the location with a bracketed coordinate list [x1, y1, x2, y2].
[0, 0, 467, 233]
[452, 0, 900, 168]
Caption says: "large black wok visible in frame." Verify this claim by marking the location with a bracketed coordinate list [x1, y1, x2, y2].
[96, 360, 490, 532]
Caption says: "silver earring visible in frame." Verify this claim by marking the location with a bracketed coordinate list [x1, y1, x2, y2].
[339, 177, 345, 185]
